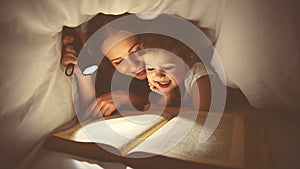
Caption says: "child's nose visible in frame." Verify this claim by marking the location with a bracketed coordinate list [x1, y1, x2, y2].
[155, 69, 166, 77]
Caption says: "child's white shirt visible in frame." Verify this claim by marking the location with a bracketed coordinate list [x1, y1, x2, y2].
[183, 62, 213, 105]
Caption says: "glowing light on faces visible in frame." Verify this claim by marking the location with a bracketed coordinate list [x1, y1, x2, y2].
[143, 49, 188, 94]
[101, 32, 146, 80]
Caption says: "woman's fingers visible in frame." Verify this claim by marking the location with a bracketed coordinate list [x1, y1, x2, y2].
[63, 46, 77, 59]
[61, 46, 78, 66]
[61, 55, 77, 66]
[98, 91, 125, 109]
[104, 106, 116, 117]
[98, 101, 116, 117]
[64, 45, 77, 54]
[100, 104, 116, 117]
[81, 94, 121, 120]
[63, 36, 74, 45]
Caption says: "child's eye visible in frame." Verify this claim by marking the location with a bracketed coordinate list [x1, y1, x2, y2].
[147, 67, 155, 71]
[162, 66, 174, 70]
[136, 50, 145, 56]
[131, 49, 145, 56]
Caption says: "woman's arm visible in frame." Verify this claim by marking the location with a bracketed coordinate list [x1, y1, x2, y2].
[74, 69, 96, 108]
[83, 62, 150, 118]
[61, 40, 96, 112]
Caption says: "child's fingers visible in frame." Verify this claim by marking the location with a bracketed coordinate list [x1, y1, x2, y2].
[148, 82, 156, 90]
[148, 82, 153, 86]
[149, 85, 156, 91]
[143, 104, 151, 110]
[63, 36, 74, 45]
[150, 85, 163, 95]
[149, 84, 158, 92]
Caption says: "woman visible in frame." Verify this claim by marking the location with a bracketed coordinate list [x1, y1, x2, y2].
[61, 13, 150, 119]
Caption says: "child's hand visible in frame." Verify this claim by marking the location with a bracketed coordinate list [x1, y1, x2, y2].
[148, 81, 178, 106]
[148, 82, 163, 95]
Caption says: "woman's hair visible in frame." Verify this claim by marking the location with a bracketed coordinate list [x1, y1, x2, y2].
[85, 13, 143, 57]
[139, 33, 200, 67]
[85, 13, 128, 56]
[86, 13, 129, 40]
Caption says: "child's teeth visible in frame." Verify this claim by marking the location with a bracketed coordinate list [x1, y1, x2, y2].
[160, 81, 169, 84]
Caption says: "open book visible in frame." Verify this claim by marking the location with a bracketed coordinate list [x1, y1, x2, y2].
[45, 111, 271, 169]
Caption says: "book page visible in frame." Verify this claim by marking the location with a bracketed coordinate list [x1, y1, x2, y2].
[55, 112, 167, 152]
[128, 113, 244, 168]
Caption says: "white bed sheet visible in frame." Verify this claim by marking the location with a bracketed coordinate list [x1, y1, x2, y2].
[28, 149, 127, 169]
[0, 0, 299, 169]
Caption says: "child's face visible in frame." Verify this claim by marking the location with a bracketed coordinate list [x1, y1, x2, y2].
[143, 50, 187, 94]
[103, 36, 146, 80]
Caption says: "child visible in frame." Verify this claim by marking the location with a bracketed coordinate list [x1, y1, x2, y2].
[140, 34, 212, 113]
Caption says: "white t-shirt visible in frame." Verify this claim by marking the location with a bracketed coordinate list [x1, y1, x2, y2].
[183, 62, 213, 105]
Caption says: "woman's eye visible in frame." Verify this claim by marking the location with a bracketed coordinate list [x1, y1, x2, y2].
[147, 67, 155, 71]
[114, 59, 123, 65]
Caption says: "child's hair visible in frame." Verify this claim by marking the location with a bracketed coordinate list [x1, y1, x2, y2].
[139, 33, 200, 67]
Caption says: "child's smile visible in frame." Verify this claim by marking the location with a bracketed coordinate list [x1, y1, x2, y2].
[156, 80, 171, 88]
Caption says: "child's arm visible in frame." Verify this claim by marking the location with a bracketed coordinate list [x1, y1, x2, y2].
[191, 75, 211, 111]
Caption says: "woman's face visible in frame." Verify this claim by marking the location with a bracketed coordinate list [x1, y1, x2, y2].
[103, 36, 146, 80]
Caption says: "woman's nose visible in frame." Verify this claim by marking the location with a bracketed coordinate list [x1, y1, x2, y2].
[129, 52, 143, 64]
[123, 58, 137, 72]
[125, 54, 143, 69]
